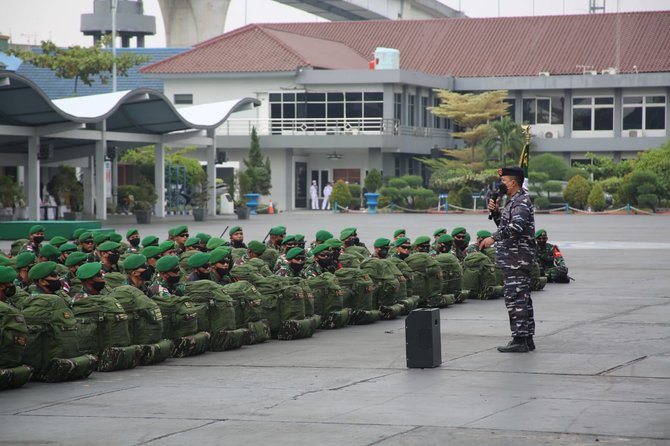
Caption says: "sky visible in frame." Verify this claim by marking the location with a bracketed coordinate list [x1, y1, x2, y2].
[0, 0, 668, 47]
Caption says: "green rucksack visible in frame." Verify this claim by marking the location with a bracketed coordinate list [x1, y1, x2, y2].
[221, 280, 270, 344]
[360, 258, 405, 319]
[344, 245, 371, 258]
[230, 259, 270, 284]
[531, 260, 548, 291]
[462, 252, 503, 300]
[21, 294, 97, 382]
[184, 281, 243, 350]
[179, 250, 199, 274]
[254, 276, 306, 336]
[11, 239, 28, 257]
[405, 253, 448, 308]
[334, 267, 380, 325]
[434, 253, 465, 302]
[0, 301, 33, 390]
[72, 295, 138, 372]
[307, 273, 351, 329]
[231, 248, 247, 262]
[108, 285, 171, 366]
[150, 294, 209, 357]
[260, 248, 279, 271]
[102, 272, 127, 290]
[482, 247, 504, 287]
[338, 252, 363, 269]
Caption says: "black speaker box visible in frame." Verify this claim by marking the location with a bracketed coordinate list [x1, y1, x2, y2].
[405, 308, 442, 368]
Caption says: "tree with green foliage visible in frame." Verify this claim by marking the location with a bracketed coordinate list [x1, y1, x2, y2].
[563, 175, 591, 209]
[482, 116, 525, 165]
[242, 127, 272, 195]
[543, 181, 563, 199]
[621, 171, 660, 211]
[6, 38, 150, 95]
[634, 140, 670, 199]
[574, 152, 635, 181]
[587, 183, 607, 212]
[529, 153, 569, 180]
[120, 146, 206, 187]
[364, 169, 383, 193]
[329, 180, 352, 209]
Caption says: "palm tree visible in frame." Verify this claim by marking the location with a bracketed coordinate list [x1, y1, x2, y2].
[483, 116, 525, 166]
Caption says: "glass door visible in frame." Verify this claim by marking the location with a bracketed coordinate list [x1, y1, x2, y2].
[295, 162, 307, 208]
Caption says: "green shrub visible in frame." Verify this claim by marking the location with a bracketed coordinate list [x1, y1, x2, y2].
[543, 180, 563, 198]
[414, 189, 438, 209]
[533, 196, 550, 210]
[567, 167, 589, 180]
[350, 197, 361, 209]
[620, 170, 660, 209]
[447, 189, 461, 207]
[401, 175, 423, 188]
[330, 179, 352, 208]
[457, 186, 474, 209]
[587, 183, 606, 212]
[563, 175, 591, 209]
[388, 178, 408, 189]
[364, 168, 383, 193]
[377, 195, 392, 209]
[348, 183, 362, 200]
[379, 186, 402, 204]
[529, 153, 569, 180]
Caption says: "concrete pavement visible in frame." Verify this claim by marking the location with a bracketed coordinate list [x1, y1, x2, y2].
[1, 212, 669, 445]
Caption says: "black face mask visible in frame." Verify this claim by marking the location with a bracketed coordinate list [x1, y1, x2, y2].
[316, 255, 332, 268]
[216, 266, 230, 277]
[196, 270, 210, 280]
[378, 248, 389, 258]
[91, 280, 106, 292]
[397, 251, 409, 260]
[33, 236, 44, 245]
[416, 245, 430, 253]
[345, 237, 359, 247]
[129, 238, 140, 248]
[497, 181, 508, 196]
[231, 240, 245, 249]
[166, 274, 181, 285]
[108, 253, 120, 265]
[45, 279, 62, 293]
[331, 249, 341, 262]
[139, 268, 153, 281]
[4, 285, 16, 298]
[289, 263, 304, 274]
[438, 243, 452, 253]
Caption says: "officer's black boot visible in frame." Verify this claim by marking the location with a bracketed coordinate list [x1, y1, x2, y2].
[527, 336, 535, 351]
[497, 337, 529, 353]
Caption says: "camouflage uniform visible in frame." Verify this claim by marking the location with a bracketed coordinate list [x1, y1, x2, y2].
[234, 254, 250, 266]
[148, 278, 185, 297]
[20, 242, 41, 255]
[465, 244, 479, 254]
[71, 290, 90, 303]
[14, 277, 31, 292]
[451, 245, 468, 262]
[536, 242, 569, 283]
[492, 189, 536, 339]
[302, 262, 325, 278]
[274, 260, 306, 278]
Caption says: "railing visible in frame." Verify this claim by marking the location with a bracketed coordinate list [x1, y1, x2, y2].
[217, 118, 450, 138]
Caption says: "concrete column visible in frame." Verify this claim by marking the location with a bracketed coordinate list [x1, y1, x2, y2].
[563, 89, 572, 139]
[82, 157, 94, 216]
[154, 143, 166, 218]
[207, 130, 217, 216]
[27, 135, 40, 220]
[112, 155, 119, 206]
[368, 147, 383, 173]
[614, 88, 622, 138]
[285, 148, 293, 211]
[514, 90, 523, 123]
[95, 124, 107, 221]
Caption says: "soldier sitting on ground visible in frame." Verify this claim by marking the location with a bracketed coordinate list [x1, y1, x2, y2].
[228, 226, 246, 249]
[535, 229, 570, 283]
[209, 248, 234, 285]
[151, 255, 186, 295]
[72, 262, 107, 302]
[275, 247, 307, 278]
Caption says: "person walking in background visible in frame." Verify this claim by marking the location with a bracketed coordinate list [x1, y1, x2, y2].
[322, 182, 333, 210]
[310, 180, 319, 210]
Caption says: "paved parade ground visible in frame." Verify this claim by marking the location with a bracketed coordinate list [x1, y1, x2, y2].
[1, 211, 669, 445]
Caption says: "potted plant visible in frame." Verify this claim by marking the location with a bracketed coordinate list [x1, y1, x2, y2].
[132, 180, 157, 224]
[364, 168, 383, 214]
[242, 127, 271, 215]
[189, 177, 212, 222]
[0, 175, 22, 221]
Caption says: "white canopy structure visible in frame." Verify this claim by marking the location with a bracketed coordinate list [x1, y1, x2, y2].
[0, 71, 260, 220]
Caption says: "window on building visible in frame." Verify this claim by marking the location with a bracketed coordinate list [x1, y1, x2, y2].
[394, 156, 401, 177]
[408, 95, 416, 126]
[572, 96, 613, 131]
[421, 97, 429, 127]
[503, 98, 516, 121]
[523, 97, 564, 124]
[623, 95, 666, 130]
[174, 94, 193, 105]
[394, 93, 402, 123]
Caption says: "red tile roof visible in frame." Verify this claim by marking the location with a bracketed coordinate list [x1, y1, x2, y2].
[142, 11, 670, 77]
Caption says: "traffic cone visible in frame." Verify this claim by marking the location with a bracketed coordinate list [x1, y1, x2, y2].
[268, 199, 274, 214]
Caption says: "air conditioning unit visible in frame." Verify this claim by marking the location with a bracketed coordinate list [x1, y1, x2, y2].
[587, 70, 598, 75]
[544, 131, 554, 139]
[538, 71, 550, 76]
[601, 67, 618, 75]
[628, 130, 639, 137]
[38, 144, 53, 161]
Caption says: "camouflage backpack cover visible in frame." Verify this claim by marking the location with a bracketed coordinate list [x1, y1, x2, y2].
[72, 295, 139, 372]
[253, 275, 313, 338]
[482, 247, 504, 287]
[338, 251, 363, 269]
[461, 252, 503, 300]
[221, 280, 271, 345]
[405, 253, 449, 308]
[21, 294, 97, 382]
[434, 253, 466, 303]
[102, 271, 127, 290]
[231, 247, 247, 262]
[151, 293, 210, 357]
[260, 248, 279, 271]
[531, 260, 548, 291]
[0, 301, 32, 390]
[334, 267, 381, 325]
[230, 259, 270, 284]
[306, 272, 351, 329]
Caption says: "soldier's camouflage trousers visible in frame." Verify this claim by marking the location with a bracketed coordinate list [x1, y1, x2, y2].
[502, 269, 535, 337]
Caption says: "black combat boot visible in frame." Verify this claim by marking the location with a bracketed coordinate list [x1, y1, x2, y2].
[497, 337, 529, 353]
[527, 336, 535, 351]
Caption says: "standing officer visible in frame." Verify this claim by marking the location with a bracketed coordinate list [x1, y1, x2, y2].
[480, 166, 536, 353]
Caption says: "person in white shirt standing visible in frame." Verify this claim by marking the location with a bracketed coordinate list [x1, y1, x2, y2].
[322, 182, 333, 210]
[310, 180, 319, 210]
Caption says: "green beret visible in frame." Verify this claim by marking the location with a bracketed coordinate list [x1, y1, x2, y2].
[168, 225, 188, 237]
[126, 229, 139, 238]
[451, 227, 466, 236]
[286, 247, 305, 260]
[535, 229, 547, 238]
[29, 224, 45, 235]
[196, 232, 211, 243]
[159, 240, 176, 253]
[248, 240, 266, 255]
[325, 238, 343, 248]
[311, 244, 330, 256]
[438, 234, 453, 243]
[109, 233, 122, 243]
[59, 243, 78, 253]
[282, 235, 296, 245]
[206, 237, 226, 250]
[142, 235, 159, 247]
[185, 237, 200, 248]
[187, 252, 210, 268]
[209, 247, 232, 264]
[93, 232, 111, 245]
[141, 246, 162, 259]
[14, 252, 36, 269]
[413, 235, 431, 246]
[156, 255, 180, 273]
[393, 237, 410, 247]
[123, 254, 147, 271]
[0, 256, 13, 267]
[39, 244, 60, 259]
[393, 229, 406, 238]
[49, 236, 68, 247]
[340, 227, 357, 240]
[72, 228, 87, 240]
[98, 241, 120, 252]
[315, 230, 333, 242]
[64, 251, 89, 267]
[433, 228, 447, 237]
[374, 238, 391, 248]
[269, 226, 286, 236]
[294, 234, 304, 242]
[76, 262, 102, 280]
[78, 231, 93, 242]
[476, 230, 492, 238]
[0, 266, 17, 283]
[229, 226, 242, 236]
[28, 261, 57, 281]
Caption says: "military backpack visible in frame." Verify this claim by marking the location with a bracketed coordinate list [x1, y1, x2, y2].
[461, 252, 503, 300]
[334, 267, 380, 325]
[405, 253, 448, 308]
[0, 301, 33, 390]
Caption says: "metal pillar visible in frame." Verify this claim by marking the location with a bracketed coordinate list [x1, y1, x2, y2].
[154, 143, 166, 218]
[82, 157, 95, 216]
[207, 129, 217, 216]
[95, 122, 107, 220]
[112, 155, 119, 206]
[27, 135, 41, 220]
